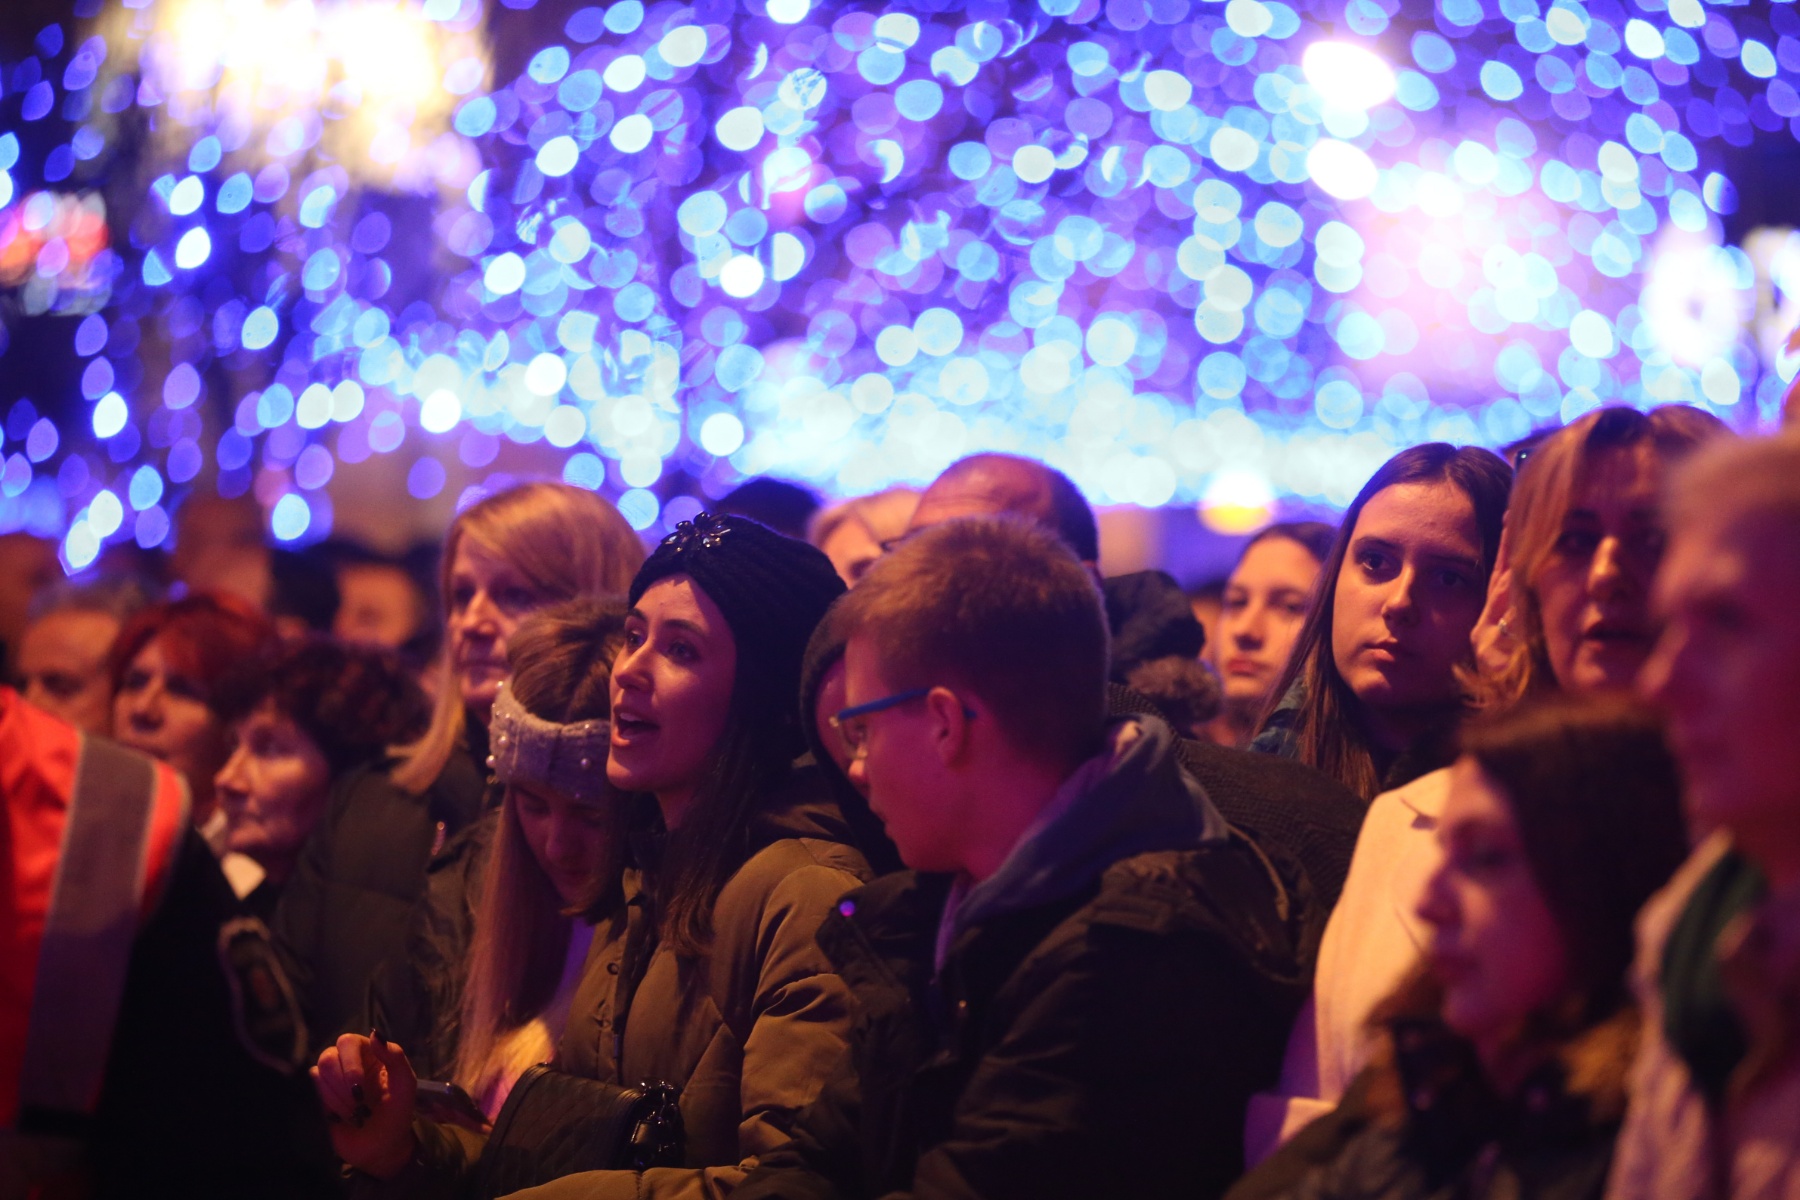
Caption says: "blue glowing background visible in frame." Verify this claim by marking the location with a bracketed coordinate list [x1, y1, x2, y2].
[1, 0, 1797, 565]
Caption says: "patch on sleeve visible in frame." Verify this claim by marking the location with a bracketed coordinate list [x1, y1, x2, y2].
[217, 916, 309, 1074]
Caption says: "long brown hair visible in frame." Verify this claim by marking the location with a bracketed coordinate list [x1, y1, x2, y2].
[1257, 444, 1512, 801]
[391, 482, 644, 793]
[612, 515, 848, 958]
[452, 600, 628, 1098]
[1467, 405, 1727, 711]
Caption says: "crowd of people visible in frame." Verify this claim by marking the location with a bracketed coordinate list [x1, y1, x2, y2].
[4, 406, 1799, 1200]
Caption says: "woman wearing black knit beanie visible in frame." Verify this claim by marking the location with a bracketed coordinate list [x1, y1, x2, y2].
[526, 512, 873, 1200]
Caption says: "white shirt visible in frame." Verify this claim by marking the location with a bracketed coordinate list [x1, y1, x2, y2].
[1243, 767, 1451, 1164]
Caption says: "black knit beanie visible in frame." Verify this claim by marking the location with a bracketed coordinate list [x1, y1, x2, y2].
[629, 511, 846, 754]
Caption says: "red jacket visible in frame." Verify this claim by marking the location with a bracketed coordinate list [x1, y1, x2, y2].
[0, 686, 187, 1127]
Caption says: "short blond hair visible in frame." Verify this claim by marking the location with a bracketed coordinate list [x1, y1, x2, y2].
[837, 516, 1108, 768]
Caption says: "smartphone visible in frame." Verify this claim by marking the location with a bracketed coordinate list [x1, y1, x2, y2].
[415, 1079, 490, 1131]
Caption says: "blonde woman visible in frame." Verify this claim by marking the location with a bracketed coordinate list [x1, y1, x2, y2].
[318, 600, 634, 1186]
[275, 482, 643, 1055]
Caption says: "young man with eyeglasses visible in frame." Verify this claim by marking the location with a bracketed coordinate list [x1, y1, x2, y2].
[735, 516, 1318, 1200]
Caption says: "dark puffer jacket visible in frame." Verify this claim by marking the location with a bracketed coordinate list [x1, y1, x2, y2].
[273, 744, 491, 1058]
[734, 715, 1321, 1200]
[1227, 1009, 1637, 1200]
[361, 808, 497, 1082]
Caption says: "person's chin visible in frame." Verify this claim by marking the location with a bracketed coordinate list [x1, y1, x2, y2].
[1571, 643, 1650, 693]
[552, 875, 594, 906]
[225, 833, 267, 859]
[604, 750, 656, 794]
[462, 681, 502, 711]
[1220, 668, 1269, 703]
[891, 837, 952, 874]
[116, 732, 161, 759]
[1346, 668, 1409, 707]
[1437, 998, 1491, 1046]
[1677, 765, 1742, 832]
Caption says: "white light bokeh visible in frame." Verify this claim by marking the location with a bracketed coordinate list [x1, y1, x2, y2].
[1302, 42, 1396, 112]
[100, 0, 487, 193]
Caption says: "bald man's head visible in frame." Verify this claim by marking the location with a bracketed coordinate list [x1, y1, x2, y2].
[907, 454, 1100, 563]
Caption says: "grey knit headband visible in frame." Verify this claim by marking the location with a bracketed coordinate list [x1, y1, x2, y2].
[487, 680, 612, 803]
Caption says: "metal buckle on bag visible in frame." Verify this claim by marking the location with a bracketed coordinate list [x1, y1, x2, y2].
[627, 1081, 684, 1170]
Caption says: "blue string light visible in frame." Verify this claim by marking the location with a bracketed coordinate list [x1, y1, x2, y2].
[3, 0, 1799, 562]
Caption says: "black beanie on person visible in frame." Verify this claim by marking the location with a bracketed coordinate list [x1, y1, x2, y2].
[630, 511, 846, 757]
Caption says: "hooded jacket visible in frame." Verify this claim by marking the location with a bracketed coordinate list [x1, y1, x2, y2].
[734, 714, 1320, 1200]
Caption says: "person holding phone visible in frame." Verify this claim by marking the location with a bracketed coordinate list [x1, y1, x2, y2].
[314, 600, 631, 1168]
[278, 483, 644, 1057]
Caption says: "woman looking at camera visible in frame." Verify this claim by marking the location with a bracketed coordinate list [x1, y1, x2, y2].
[1248, 408, 1726, 1159]
[1207, 522, 1335, 748]
[1252, 444, 1512, 802]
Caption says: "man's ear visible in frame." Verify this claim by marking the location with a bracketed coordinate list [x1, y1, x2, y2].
[924, 685, 973, 767]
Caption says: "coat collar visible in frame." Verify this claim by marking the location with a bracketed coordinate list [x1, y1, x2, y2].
[946, 714, 1226, 943]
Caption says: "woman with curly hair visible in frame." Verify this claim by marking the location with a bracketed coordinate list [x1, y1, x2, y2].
[213, 638, 430, 914]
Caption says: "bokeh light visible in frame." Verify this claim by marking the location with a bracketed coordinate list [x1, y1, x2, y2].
[4, 0, 1800, 559]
